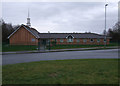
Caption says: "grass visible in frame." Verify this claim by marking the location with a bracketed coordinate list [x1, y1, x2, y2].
[2, 45, 38, 52]
[2, 42, 118, 52]
[0, 45, 1, 52]
[2, 59, 119, 84]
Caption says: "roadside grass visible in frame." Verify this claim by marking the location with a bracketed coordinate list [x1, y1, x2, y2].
[3, 59, 119, 84]
[2, 42, 118, 52]
[2, 45, 38, 52]
[0, 44, 1, 52]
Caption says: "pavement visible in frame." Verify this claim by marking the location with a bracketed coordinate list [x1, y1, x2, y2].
[2, 48, 119, 65]
[1, 46, 118, 55]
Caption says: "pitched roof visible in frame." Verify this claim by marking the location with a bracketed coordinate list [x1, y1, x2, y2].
[8, 24, 40, 39]
[38, 33, 110, 39]
[8, 24, 111, 39]
[24, 25, 40, 38]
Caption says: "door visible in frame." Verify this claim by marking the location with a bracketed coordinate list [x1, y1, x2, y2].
[38, 39, 47, 51]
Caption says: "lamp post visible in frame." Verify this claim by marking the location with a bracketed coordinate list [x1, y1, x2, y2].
[104, 4, 108, 48]
[48, 31, 51, 50]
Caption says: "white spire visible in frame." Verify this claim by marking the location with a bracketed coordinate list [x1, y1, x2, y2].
[27, 9, 31, 27]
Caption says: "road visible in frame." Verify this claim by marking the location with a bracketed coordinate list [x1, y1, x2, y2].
[2, 49, 118, 65]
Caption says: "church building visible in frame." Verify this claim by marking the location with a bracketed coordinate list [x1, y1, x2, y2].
[8, 11, 111, 46]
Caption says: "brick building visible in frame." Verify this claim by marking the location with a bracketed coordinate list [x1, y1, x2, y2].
[8, 24, 110, 46]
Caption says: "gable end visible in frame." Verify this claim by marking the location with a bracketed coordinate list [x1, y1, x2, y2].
[8, 25, 39, 39]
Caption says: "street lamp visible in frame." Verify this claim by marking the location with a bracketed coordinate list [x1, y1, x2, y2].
[104, 4, 108, 48]
[48, 31, 51, 50]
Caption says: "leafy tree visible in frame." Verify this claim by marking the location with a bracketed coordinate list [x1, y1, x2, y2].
[0, 19, 19, 44]
[107, 22, 120, 43]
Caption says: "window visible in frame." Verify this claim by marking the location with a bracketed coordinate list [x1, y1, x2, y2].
[76, 39, 80, 42]
[83, 39, 87, 42]
[31, 38, 35, 42]
[60, 39, 64, 42]
[68, 38, 73, 42]
[67, 35, 74, 42]
[90, 39, 94, 42]
[97, 39, 100, 42]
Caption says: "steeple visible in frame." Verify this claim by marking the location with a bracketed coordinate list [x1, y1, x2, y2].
[27, 9, 31, 27]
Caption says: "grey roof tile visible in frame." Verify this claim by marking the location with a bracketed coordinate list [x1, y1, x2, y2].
[23, 25, 40, 38]
[22, 24, 111, 39]
[38, 33, 110, 39]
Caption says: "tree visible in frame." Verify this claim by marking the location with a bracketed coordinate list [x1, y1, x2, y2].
[107, 22, 120, 43]
[0, 19, 19, 44]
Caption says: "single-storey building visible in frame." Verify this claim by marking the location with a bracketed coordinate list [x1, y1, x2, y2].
[8, 24, 110, 46]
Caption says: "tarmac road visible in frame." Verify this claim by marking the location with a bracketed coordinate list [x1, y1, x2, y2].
[2, 49, 119, 65]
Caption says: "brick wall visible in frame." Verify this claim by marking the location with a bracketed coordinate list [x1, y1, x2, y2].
[51, 38, 110, 45]
[9, 26, 110, 46]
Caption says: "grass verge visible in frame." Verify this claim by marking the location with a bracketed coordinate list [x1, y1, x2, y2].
[2, 59, 119, 84]
[2, 45, 38, 52]
[2, 42, 118, 52]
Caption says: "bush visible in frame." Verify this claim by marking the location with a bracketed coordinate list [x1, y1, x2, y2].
[51, 41, 56, 46]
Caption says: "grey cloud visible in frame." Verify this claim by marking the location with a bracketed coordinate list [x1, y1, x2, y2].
[2, 2, 118, 34]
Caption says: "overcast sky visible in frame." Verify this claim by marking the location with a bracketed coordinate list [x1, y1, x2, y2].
[2, 2, 118, 34]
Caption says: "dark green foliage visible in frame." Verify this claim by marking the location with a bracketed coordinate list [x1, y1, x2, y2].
[107, 22, 120, 43]
[51, 41, 57, 46]
[48, 43, 118, 49]
[1, 19, 20, 43]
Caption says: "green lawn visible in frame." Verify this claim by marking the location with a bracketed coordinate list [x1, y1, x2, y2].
[2, 45, 38, 52]
[2, 59, 119, 84]
[0, 45, 1, 52]
[2, 42, 118, 52]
